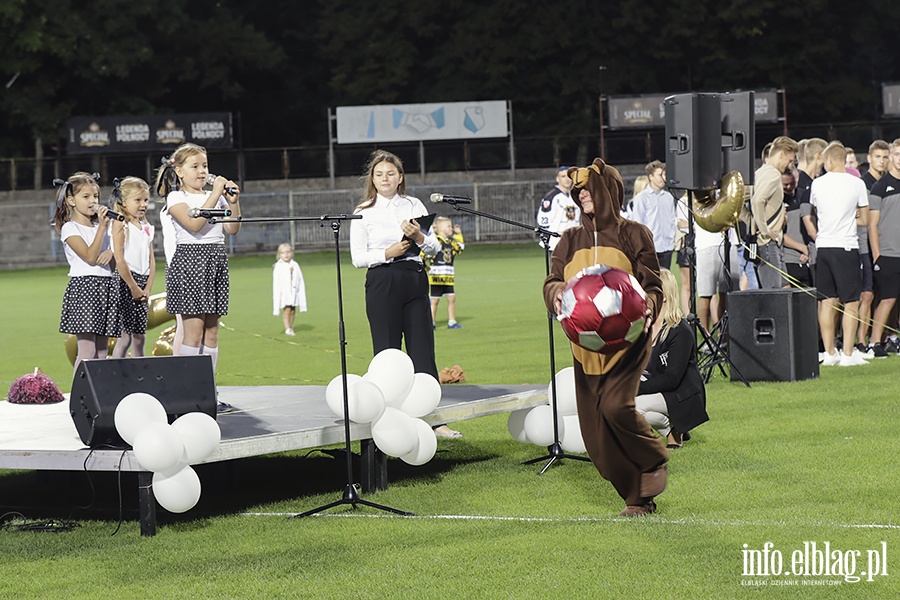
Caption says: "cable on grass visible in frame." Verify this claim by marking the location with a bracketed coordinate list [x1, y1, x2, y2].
[1, 511, 80, 533]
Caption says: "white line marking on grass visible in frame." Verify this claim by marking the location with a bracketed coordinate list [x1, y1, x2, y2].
[240, 512, 900, 529]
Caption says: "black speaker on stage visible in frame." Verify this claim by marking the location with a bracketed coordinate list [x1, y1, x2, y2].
[664, 92, 722, 190]
[69, 356, 217, 448]
[727, 289, 819, 382]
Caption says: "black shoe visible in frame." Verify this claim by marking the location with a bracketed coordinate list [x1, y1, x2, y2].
[871, 343, 889, 359]
[217, 401, 235, 413]
[886, 339, 900, 354]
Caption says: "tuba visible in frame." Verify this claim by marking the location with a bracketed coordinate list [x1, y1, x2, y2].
[691, 170, 745, 233]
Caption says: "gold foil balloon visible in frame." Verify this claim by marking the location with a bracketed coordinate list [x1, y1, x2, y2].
[64, 334, 78, 365]
[152, 325, 177, 356]
[64, 335, 119, 364]
[147, 293, 175, 329]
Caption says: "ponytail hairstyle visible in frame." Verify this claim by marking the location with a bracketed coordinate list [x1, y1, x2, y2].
[356, 149, 405, 210]
[154, 142, 207, 198]
[52, 172, 101, 232]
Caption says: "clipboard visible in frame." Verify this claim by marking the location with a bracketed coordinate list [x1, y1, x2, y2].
[401, 213, 437, 258]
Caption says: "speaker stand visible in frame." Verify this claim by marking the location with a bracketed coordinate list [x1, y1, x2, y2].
[685, 194, 751, 388]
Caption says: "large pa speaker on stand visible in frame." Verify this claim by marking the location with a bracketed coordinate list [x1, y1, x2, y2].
[727, 289, 819, 382]
[69, 356, 217, 448]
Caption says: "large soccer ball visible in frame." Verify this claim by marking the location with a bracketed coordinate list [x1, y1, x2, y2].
[557, 264, 647, 354]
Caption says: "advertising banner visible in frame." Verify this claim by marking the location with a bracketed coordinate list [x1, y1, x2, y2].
[336, 101, 508, 144]
[66, 112, 233, 154]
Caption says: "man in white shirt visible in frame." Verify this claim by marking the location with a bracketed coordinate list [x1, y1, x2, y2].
[811, 142, 870, 367]
[628, 160, 676, 269]
[536, 166, 579, 250]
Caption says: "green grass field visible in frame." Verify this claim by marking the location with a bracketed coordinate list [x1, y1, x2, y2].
[2, 243, 899, 599]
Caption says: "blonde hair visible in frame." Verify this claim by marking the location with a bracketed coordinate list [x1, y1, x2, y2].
[113, 176, 150, 245]
[356, 150, 406, 210]
[658, 269, 684, 340]
[154, 143, 207, 198]
[801, 137, 826, 163]
[822, 141, 846, 166]
[276, 242, 293, 258]
[770, 136, 800, 159]
[632, 175, 649, 198]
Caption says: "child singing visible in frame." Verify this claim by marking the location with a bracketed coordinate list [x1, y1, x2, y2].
[155, 143, 241, 413]
[53, 172, 120, 373]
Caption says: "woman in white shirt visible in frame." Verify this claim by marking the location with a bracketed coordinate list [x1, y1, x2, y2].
[350, 151, 461, 438]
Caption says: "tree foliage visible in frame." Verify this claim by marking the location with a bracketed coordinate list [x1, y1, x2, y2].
[1, 0, 898, 157]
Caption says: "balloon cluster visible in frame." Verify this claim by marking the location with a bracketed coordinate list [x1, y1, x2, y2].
[114, 393, 221, 513]
[325, 349, 441, 466]
[507, 367, 586, 453]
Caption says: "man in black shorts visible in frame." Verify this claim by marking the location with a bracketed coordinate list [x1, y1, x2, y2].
[868, 139, 900, 357]
[811, 142, 870, 366]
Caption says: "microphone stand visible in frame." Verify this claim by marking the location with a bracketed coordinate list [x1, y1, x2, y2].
[441, 200, 590, 474]
[210, 213, 413, 516]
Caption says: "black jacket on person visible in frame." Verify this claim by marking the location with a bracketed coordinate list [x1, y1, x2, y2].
[638, 319, 709, 433]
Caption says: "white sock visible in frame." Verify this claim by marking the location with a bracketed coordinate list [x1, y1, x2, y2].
[203, 346, 219, 373]
[180, 344, 201, 356]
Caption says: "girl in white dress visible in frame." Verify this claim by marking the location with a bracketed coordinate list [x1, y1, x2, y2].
[272, 243, 307, 336]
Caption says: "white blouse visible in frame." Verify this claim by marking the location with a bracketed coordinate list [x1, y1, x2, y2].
[349, 194, 439, 268]
[60, 221, 112, 278]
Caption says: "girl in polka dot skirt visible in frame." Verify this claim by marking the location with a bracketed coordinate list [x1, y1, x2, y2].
[53, 172, 121, 373]
[155, 144, 241, 412]
[109, 177, 155, 358]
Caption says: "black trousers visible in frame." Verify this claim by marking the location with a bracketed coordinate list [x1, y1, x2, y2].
[365, 260, 438, 379]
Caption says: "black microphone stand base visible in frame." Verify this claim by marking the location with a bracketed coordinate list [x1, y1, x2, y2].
[291, 483, 413, 519]
[522, 441, 591, 475]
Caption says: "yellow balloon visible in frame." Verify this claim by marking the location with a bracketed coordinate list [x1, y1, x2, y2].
[147, 293, 175, 329]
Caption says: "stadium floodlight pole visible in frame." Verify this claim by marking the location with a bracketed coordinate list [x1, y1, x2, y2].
[441, 202, 591, 474]
[209, 212, 413, 517]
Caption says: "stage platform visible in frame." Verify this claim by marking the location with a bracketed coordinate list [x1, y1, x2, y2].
[0, 383, 546, 535]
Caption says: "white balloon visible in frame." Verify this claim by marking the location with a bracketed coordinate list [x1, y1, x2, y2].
[171, 412, 221, 464]
[560, 414, 587, 453]
[347, 379, 385, 424]
[324, 373, 362, 418]
[132, 422, 185, 473]
[523, 405, 565, 447]
[365, 349, 415, 408]
[400, 418, 437, 466]
[371, 407, 418, 457]
[398, 373, 442, 417]
[115, 392, 167, 445]
[152, 466, 201, 513]
[548, 367, 578, 416]
[507, 408, 531, 443]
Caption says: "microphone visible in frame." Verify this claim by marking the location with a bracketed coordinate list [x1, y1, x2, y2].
[430, 193, 472, 204]
[91, 204, 126, 222]
[205, 174, 238, 196]
[187, 207, 233, 219]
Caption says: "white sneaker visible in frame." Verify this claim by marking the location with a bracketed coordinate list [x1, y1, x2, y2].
[851, 347, 873, 360]
[839, 353, 869, 367]
[818, 352, 827, 363]
[285, 328, 295, 336]
[821, 352, 841, 366]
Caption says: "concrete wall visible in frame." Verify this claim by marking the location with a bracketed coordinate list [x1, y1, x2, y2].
[0, 165, 644, 270]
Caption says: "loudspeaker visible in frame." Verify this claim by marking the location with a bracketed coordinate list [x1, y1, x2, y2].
[720, 91, 756, 186]
[69, 356, 217, 448]
[727, 289, 819, 382]
[664, 92, 722, 190]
